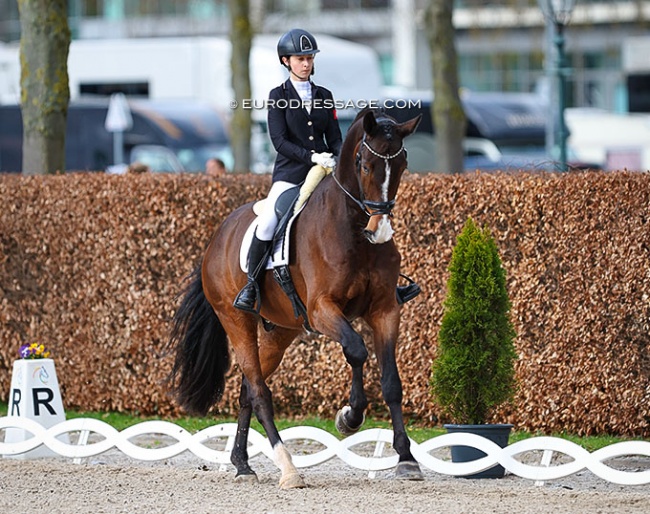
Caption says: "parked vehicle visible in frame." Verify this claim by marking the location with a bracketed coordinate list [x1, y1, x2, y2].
[0, 98, 232, 173]
[0, 35, 383, 174]
[381, 89, 550, 172]
[566, 107, 650, 171]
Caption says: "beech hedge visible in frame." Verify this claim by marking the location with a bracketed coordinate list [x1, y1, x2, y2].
[1, 171, 648, 437]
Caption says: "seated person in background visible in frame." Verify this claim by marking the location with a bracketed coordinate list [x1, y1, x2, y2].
[206, 157, 227, 177]
[127, 162, 151, 174]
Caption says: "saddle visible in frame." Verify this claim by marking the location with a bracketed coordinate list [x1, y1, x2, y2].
[240, 164, 331, 331]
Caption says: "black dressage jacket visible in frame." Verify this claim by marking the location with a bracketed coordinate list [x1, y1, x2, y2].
[267, 79, 343, 184]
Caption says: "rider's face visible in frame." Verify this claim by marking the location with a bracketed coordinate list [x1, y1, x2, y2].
[284, 55, 314, 81]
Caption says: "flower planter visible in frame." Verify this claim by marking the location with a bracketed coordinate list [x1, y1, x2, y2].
[444, 423, 513, 479]
[4, 358, 68, 459]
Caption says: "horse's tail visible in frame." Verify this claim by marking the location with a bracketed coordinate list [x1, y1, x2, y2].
[167, 265, 230, 416]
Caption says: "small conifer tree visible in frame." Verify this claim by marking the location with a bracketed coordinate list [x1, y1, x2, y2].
[430, 217, 517, 425]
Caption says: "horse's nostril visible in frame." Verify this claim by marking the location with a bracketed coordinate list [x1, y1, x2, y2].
[363, 229, 374, 242]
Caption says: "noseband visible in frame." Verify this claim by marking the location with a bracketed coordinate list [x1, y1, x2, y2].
[333, 133, 404, 218]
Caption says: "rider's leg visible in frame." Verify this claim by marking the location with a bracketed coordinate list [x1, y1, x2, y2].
[233, 230, 272, 313]
[233, 181, 296, 313]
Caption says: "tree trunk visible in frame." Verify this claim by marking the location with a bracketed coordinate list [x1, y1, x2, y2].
[425, 0, 466, 174]
[18, 0, 70, 175]
[229, 0, 253, 173]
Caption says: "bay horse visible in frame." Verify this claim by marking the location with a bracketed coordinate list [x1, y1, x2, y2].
[167, 107, 423, 488]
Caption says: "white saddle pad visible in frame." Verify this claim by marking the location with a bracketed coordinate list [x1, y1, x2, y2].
[239, 202, 306, 272]
[239, 164, 331, 273]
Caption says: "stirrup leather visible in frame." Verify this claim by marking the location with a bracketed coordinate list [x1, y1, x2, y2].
[272, 265, 316, 333]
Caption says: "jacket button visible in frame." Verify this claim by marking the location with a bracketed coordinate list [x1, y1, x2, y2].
[309, 136, 314, 140]
[307, 121, 313, 126]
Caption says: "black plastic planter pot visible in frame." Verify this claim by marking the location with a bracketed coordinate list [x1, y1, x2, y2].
[444, 423, 514, 479]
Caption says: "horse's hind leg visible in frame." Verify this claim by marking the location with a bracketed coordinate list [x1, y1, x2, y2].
[230, 377, 257, 482]
[256, 326, 305, 489]
[244, 380, 304, 489]
[226, 320, 305, 488]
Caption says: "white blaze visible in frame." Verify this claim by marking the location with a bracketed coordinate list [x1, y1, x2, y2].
[371, 159, 394, 244]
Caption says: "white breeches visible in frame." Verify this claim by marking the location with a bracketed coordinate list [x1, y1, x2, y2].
[255, 181, 297, 241]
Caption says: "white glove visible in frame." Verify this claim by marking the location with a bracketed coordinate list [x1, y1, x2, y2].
[311, 152, 336, 170]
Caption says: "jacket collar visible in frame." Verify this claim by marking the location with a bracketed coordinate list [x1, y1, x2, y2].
[283, 78, 319, 117]
[283, 78, 320, 99]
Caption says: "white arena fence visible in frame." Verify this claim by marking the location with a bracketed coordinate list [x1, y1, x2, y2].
[1, 416, 649, 486]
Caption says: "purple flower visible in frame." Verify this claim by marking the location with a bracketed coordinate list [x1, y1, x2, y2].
[19, 345, 31, 358]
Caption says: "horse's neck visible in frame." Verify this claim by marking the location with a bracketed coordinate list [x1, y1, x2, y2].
[335, 140, 364, 200]
[321, 175, 367, 232]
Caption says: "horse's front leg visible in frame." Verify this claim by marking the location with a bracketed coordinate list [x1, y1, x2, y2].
[310, 300, 369, 434]
[335, 365, 368, 435]
[368, 310, 424, 480]
[310, 299, 368, 369]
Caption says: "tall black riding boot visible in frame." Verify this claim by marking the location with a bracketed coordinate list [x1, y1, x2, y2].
[233, 234, 272, 313]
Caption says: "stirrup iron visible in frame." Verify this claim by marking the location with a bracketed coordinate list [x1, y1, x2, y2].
[233, 281, 262, 314]
[396, 273, 421, 305]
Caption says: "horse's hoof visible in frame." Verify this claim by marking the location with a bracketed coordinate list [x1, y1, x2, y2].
[335, 406, 365, 436]
[279, 472, 306, 489]
[234, 472, 259, 484]
[395, 461, 424, 481]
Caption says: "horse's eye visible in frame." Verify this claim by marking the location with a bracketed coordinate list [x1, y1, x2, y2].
[362, 165, 370, 175]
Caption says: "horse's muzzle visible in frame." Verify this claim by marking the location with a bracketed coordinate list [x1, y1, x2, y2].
[364, 214, 394, 244]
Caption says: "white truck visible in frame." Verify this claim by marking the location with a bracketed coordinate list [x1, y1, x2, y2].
[566, 108, 650, 172]
[0, 36, 384, 173]
[1, 34, 383, 110]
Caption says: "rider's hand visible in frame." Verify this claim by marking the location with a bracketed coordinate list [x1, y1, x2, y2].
[311, 152, 336, 170]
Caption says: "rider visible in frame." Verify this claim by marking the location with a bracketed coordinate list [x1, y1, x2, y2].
[233, 28, 420, 313]
[233, 28, 341, 313]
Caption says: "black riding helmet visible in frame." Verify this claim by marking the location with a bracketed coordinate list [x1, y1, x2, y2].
[277, 29, 320, 66]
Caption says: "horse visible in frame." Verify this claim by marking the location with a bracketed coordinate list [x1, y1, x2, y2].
[167, 107, 423, 488]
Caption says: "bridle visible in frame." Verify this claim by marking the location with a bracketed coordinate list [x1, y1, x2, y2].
[332, 130, 405, 218]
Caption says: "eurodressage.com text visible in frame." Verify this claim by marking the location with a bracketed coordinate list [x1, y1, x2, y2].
[230, 98, 423, 110]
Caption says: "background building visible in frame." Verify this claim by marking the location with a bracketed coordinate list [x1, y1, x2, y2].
[1, 0, 648, 113]
[3, 1, 650, 172]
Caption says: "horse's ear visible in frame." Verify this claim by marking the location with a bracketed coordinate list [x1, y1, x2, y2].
[396, 113, 422, 138]
[362, 110, 378, 135]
